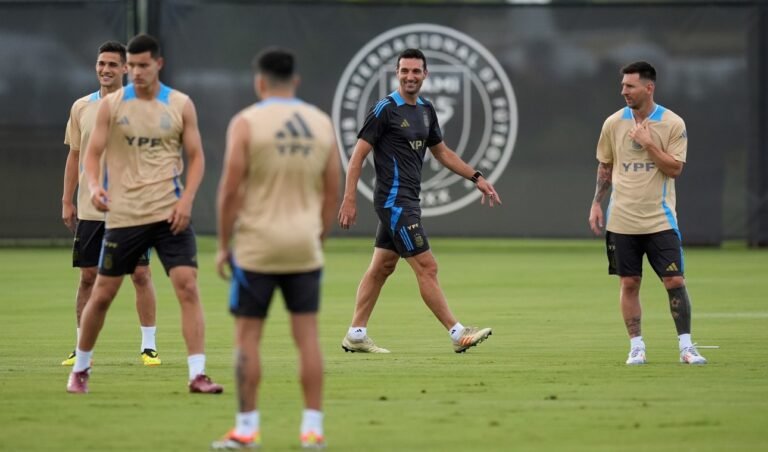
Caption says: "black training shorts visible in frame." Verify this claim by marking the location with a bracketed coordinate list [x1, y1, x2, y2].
[606, 229, 684, 278]
[73, 219, 149, 268]
[98, 221, 196, 276]
[374, 206, 430, 258]
[229, 265, 322, 318]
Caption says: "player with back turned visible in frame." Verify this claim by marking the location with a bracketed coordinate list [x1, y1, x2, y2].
[213, 47, 340, 449]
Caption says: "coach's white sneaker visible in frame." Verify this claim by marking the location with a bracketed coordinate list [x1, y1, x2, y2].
[680, 345, 707, 365]
[625, 346, 647, 365]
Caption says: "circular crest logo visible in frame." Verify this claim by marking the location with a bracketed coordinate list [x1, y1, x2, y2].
[332, 23, 518, 217]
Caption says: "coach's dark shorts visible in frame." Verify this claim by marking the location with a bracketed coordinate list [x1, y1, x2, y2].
[374, 207, 430, 258]
[98, 221, 196, 276]
[229, 265, 322, 318]
[74, 220, 149, 268]
[606, 229, 684, 278]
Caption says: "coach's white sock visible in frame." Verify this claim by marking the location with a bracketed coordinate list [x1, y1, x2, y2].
[630, 336, 645, 349]
[301, 409, 324, 436]
[348, 326, 366, 340]
[678, 333, 693, 350]
[449, 322, 465, 341]
[140, 326, 157, 351]
[187, 354, 205, 380]
[73, 348, 92, 373]
[235, 410, 259, 437]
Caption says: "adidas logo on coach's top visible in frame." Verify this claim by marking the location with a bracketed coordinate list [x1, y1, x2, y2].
[400, 119, 410, 128]
[116, 116, 130, 125]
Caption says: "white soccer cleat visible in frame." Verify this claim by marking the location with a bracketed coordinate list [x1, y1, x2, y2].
[680, 345, 707, 365]
[341, 335, 390, 353]
[452, 326, 492, 353]
[625, 346, 647, 365]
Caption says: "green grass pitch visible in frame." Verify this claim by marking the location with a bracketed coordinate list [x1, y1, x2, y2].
[1, 238, 766, 451]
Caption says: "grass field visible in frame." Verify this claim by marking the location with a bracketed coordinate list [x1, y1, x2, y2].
[0, 238, 766, 451]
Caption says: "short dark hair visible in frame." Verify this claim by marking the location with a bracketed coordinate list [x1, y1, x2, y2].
[127, 33, 161, 58]
[253, 47, 296, 82]
[621, 61, 656, 82]
[98, 41, 126, 62]
[397, 48, 427, 71]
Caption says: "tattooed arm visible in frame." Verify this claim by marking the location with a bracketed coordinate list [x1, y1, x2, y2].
[589, 162, 613, 235]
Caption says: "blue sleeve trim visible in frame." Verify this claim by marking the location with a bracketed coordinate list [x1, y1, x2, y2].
[157, 83, 172, 105]
[373, 98, 391, 118]
[649, 104, 666, 122]
[123, 84, 136, 101]
[255, 97, 303, 108]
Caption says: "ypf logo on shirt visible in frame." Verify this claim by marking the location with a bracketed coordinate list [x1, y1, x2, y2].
[332, 23, 518, 217]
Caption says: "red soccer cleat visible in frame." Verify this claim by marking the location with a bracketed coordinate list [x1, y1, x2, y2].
[66, 369, 90, 394]
[188, 374, 223, 394]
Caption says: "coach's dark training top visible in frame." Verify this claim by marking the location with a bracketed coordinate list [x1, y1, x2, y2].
[358, 90, 443, 209]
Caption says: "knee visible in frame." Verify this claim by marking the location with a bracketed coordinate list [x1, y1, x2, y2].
[175, 277, 200, 304]
[371, 260, 397, 280]
[130, 267, 152, 288]
[662, 276, 685, 290]
[80, 268, 97, 288]
[419, 260, 438, 279]
[620, 276, 642, 294]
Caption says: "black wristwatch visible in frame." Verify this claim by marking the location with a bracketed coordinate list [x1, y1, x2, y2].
[470, 170, 483, 184]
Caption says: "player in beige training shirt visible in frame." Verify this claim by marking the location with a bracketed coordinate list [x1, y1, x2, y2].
[588, 61, 706, 366]
[61, 41, 160, 368]
[66, 34, 222, 395]
[213, 48, 340, 450]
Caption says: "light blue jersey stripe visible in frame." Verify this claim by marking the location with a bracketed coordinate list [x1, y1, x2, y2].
[229, 262, 250, 311]
[374, 98, 391, 118]
[661, 179, 685, 272]
[384, 158, 399, 208]
[390, 206, 402, 233]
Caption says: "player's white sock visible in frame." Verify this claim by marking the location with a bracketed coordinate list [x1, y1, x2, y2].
[140, 326, 157, 351]
[678, 333, 693, 350]
[630, 336, 645, 349]
[73, 348, 92, 373]
[187, 354, 205, 380]
[235, 410, 259, 437]
[348, 326, 366, 340]
[449, 322, 465, 341]
[301, 409, 324, 436]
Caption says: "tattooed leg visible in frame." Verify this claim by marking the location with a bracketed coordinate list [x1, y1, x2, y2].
[666, 286, 692, 335]
[620, 276, 643, 338]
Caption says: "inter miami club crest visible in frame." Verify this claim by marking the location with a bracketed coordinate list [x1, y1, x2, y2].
[332, 23, 518, 216]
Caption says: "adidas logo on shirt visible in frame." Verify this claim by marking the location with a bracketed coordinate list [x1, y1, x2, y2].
[275, 112, 314, 155]
[400, 119, 410, 128]
[116, 116, 130, 125]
